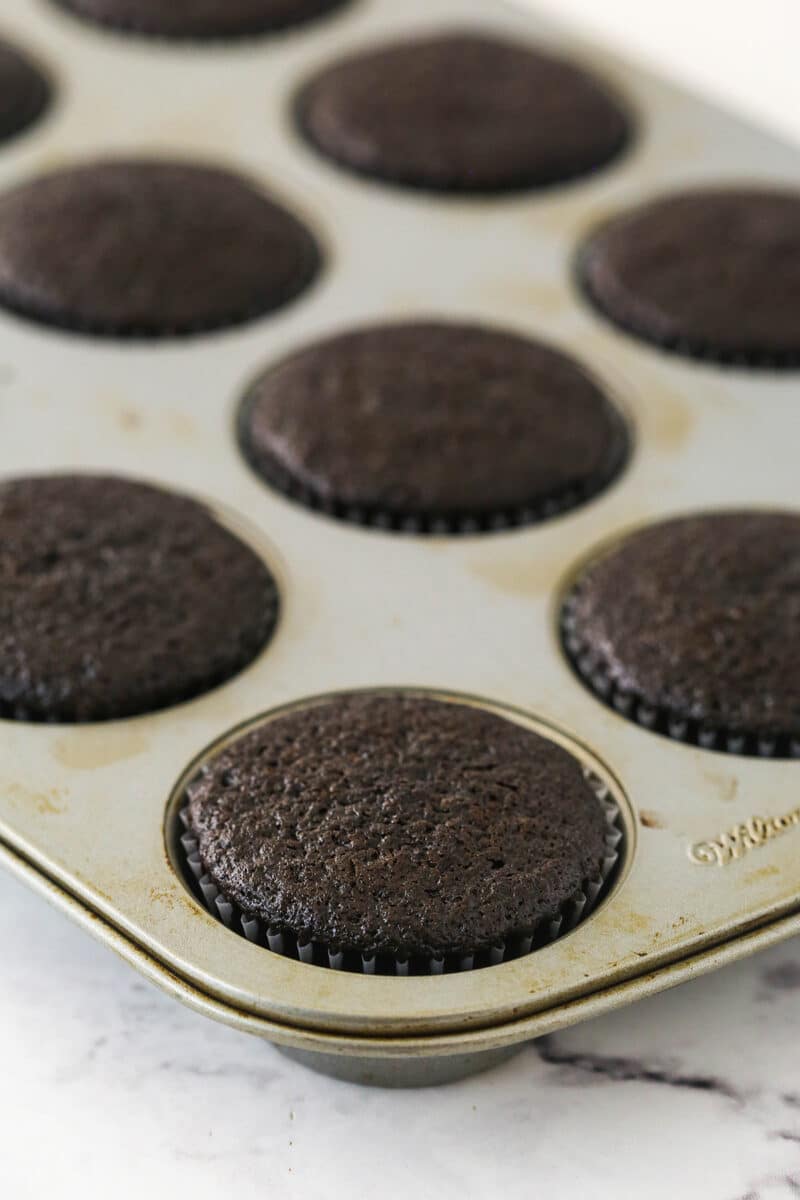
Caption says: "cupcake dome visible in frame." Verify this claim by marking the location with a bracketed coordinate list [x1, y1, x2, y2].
[298, 32, 630, 193]
[239, 321, 629, 532]
[185, 692, 614, 964]
[563, 511, 800, 754]
[0, 475, 279, 722]
[580, 189, 800, 365]
[0, 159, 320, 337]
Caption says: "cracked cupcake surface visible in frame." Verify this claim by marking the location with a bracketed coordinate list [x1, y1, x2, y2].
[563, 511, 800, 749]
[185, 692, 610, 961]
[0, 475, 279, 722]
[0, 160, 320, 337]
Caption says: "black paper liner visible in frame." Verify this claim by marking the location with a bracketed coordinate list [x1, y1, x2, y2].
[576, 247, 800, 371]
[237, 391, 631, 537]
[175, 768, 625, 975]
[561, 587, 800, 759]
[48, 0, 353, 42]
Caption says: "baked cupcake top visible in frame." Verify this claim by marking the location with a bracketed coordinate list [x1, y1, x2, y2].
[239, 321, 629, 531]
[51, 0, 350, 38]
[580, 189, 800, 365]
[0, 38, 50, 145]
[563, 512, 800, 749]
[0, 159, 319, 337]
[185, 692, 610, 960]
[0, 475, 279, 722]
[297, 32, 630, 193]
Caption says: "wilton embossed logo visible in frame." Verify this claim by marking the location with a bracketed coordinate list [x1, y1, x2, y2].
[689, 807, 800, 867]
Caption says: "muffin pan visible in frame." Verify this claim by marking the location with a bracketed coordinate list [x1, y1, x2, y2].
[1, 0, 800, 1087]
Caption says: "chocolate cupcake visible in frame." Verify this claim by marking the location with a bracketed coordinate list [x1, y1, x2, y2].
[562, 511, 800, 756]
[238, 321, 629, 533]
[181, 692, 622, 972]
[0, 475, 279, 722]
[580, 188, 800, 366]
[0, 38, 51, 145]
[297, 32, 631, 193]
[0, 159, 320, 337]
[50, 0, 350, 39]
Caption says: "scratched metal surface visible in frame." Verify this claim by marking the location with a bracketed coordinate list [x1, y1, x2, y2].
[1, 0, 799, 1064]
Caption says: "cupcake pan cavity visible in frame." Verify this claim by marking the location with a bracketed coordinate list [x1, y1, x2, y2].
[0, 0, 798, 1087]
[174, 703, 626, 975]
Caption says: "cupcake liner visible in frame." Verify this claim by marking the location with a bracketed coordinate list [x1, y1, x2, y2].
[576, 251, 800, 371]
[237, 394, 630, 538]
[48, 0, 352, 43]
[561, 588, 800, 759]
[176, 768, 625, 976]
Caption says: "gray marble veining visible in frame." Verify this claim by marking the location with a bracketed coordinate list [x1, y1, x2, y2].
[2, 869, 799, 1199]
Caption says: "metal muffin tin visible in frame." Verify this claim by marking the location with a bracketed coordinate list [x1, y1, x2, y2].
[2, 0, 800, 1087]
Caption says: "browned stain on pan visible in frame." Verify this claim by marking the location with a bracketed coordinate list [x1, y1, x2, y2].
[465, 506, 652, 599]
[467, 549, 576, 598]
[147, 885, 199, 918]
[615, 908, 654, 937]
[745, 864, 781, 886]
[479, 278, 567, 317]
[115, 406, 196, 442]
[119, 409, 142, 431]
[702, 769, 740, 805]
[4, 782, 68, 816]
[526, 200, 619, 241]
[644, 387, 692, 453]
[169, 412, 197, 441]
[36, 790, 67, 816]
[53, 728, 150, 771]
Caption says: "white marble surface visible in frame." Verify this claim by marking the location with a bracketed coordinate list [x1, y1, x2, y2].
[2, 867, 799, 1199]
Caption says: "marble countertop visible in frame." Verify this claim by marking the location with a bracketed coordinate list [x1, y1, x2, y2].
[2, 867, 799, 1199]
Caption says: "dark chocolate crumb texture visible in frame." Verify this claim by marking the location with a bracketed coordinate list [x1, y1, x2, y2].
[580, 188, 800, 365]
[239, 321, 629, 531]
[563, 512, 800, 753]
[0, 159, 320, 337]
[0, 38, 51, 145]
[50, 0, 350, 39]
[185, 693, 610, 961]
[0, 475, 279, 723]
[297, 31, 631, 193]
